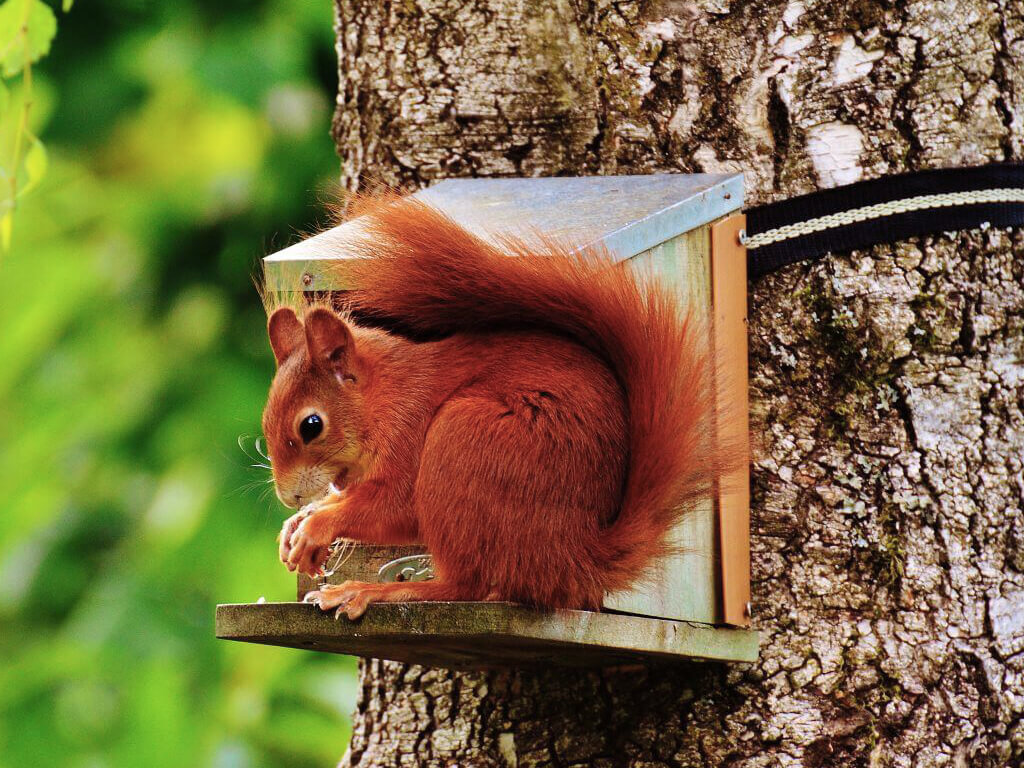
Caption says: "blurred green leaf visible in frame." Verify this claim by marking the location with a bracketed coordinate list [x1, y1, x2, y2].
[0, 0, 57, 77]
[1, 1, 350, 765]
[16, 133, 44, 196]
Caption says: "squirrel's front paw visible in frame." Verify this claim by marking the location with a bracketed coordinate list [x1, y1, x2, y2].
[286, 509, 338, 577]
[278, 506, 315, 566]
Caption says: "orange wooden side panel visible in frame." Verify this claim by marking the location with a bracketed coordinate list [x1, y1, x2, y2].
[710, 214, 751, 627]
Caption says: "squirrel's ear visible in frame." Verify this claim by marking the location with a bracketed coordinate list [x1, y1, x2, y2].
[304, 308, 354, 372]
[268, 308, 303, 366]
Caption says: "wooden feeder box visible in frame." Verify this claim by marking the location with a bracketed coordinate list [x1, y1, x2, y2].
[217, 174, 756, 668]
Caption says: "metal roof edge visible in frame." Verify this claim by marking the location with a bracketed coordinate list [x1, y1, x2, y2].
[263, 173, 745, 280]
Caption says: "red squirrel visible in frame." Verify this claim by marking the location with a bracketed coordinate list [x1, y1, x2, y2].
[262, 196, 721, 620]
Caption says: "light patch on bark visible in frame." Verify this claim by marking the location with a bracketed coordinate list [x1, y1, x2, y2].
[498, 732, 518, 767]
[805, 121, 865, 187]
[777, 33, 814, 58]
[990, 588, 1024, 657]
[692, 143, 746, 175]
[781, 0, 805, 28]
[698, 0, 731, 15]
[833, 35, 885, 85]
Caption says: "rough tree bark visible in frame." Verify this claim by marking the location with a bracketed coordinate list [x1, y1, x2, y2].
[329, 1, 1024, 765]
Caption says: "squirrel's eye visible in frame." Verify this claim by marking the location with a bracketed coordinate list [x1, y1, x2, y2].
[299, 414, 323, 444]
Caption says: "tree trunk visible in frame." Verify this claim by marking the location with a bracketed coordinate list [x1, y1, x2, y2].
[330, 1, 1024, 765]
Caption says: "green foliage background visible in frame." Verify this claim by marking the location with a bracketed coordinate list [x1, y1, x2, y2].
[0, 2, 358, 766]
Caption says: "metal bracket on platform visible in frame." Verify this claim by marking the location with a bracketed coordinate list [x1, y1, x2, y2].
[378, 554, 434, 583]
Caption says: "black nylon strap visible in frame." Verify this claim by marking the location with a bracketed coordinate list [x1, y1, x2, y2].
[744, 163, 1024, 278]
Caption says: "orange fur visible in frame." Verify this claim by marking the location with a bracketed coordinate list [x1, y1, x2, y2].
[263, 196, 722, 616]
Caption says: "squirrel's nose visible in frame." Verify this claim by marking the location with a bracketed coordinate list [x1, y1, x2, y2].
[293, 493, 303, 506]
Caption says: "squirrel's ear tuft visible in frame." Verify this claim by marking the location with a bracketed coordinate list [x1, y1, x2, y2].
[304, 308, 354, 372]
[268, 308, 304, 366]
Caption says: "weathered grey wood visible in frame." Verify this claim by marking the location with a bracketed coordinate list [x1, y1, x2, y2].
[607, 225, 719, 623]
[216, 602, 758, 669]
[329, 0, 1024, 765]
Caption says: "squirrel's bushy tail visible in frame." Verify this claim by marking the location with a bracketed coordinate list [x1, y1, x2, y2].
[334, 195, 722, 594]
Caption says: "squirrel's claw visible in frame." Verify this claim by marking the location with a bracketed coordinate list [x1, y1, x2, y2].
[304, 581, 371, 621]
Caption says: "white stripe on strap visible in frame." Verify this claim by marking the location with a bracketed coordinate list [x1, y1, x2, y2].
[742, 188, 1024, 250]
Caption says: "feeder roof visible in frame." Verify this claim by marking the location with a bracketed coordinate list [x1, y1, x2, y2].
[266, 174, 737, 268]
[414, 173, 742, 259]
[263, 173, 743, 290]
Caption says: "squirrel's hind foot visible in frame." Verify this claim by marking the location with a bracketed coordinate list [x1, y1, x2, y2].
[304, 580, 378, 620]
[304, 579, 475, 621]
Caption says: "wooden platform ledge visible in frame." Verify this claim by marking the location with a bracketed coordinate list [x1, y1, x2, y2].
[215, 601, 759, 670]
